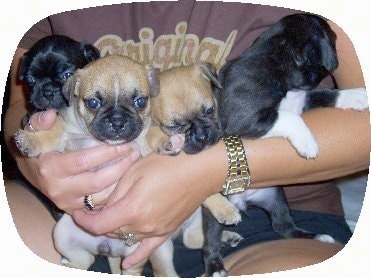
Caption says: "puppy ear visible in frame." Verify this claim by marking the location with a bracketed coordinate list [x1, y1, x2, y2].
[198, 63, 222, 89]
[319, 39, 338, 71]
[62, 71, 80, 105]
[18, 54, 30, 80]
[81, 42, 101, 62]
[145, 65, 160, 97]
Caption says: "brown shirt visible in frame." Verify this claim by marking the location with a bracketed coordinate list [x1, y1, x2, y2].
[17, 1, 343, 216]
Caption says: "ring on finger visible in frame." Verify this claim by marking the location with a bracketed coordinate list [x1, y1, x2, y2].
[83, 194, 95, 210]
[117, 228, 139, 246]
[28, 118, 37, 132]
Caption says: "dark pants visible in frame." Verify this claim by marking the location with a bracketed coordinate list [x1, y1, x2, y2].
[10, 179, 352, 277]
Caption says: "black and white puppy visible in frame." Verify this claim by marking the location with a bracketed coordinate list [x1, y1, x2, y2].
[19, 34, 100, 113]
[203, 14, 369, 276]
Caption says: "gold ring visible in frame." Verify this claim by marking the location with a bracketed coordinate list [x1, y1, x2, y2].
[117, 228, 139, 247]
[83, 194, 95, 210]
[28, 118, 37, 132]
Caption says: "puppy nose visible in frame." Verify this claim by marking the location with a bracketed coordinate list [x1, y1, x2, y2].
[110, 113, 125, 128]
[43, 89, 59, 100]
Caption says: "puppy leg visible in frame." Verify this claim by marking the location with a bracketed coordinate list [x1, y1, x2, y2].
[146, 125, 184, 155]
[304, 87, 369, 111]
[202, 206, 227, 277]
[54, 214, 96, 270]
[202, 194, 241, 225]
[182, 207, 242, 249]
[149, 238, 178, 277]
[14, 118, 67, 157]
[249, 187, 335, 243]
[108, 256, 122, 274]
[262, 110, 318, 159]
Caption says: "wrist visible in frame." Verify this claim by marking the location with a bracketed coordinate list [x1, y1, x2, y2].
[221, 135, 251, 195]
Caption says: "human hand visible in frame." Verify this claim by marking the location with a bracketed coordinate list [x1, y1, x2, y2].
[15, 110, 141, 213]
[72, 148, 223, 268]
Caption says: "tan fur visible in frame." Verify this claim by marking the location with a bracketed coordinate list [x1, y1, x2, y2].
[151, 63, 241, 229]
[14, 55, 179, 276]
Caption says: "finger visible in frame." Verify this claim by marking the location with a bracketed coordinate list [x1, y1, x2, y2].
[72, 194, 135, 235]
[73, 150, 141, 196]
[40, 144, 139, 178]
[26, 110, 57, 132]
[122, 236, 168, 270]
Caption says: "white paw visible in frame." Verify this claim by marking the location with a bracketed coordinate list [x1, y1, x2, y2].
[290, 132, 319, 159]
[263, 111, 319, 159]
[221, 231, 243, 247]
[336, 87, 369, 111]
[212, 270, 227, 277]
[314, 234, 336, 244]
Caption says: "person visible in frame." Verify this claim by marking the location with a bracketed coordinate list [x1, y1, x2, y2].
[3, 1, 370, 277]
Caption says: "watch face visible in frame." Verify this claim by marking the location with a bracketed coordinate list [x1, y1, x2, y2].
[223, 176, 250, 195]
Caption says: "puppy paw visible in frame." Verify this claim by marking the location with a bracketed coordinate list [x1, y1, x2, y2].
[291, 133, 319, 159]
[213, 203, 241, 225]
[221, 231, 243, 247]
[157, 134, 185, 155]
[13, 129, 41, 157]
[61, 257, 80, 269]
[263, 112, 319, 159]
[336, 87, 369, 111]
[314, 234, 336, 244]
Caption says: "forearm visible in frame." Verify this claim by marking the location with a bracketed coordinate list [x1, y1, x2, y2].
[4, 47, 28, 158]
[196, 108, 370, 196]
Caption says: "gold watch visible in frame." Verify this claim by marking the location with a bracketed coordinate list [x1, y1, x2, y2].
[221, 135, 251, 195]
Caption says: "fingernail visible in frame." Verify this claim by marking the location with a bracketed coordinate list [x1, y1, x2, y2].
[39, 111, 47, 121]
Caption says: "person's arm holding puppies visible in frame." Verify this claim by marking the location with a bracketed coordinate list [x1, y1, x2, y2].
[4, 47, 141, 213]
[72, 20, 370, 268]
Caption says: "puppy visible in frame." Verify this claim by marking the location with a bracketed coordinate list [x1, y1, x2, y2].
[14, 55, 240, 276]
[203, 14, 369, 276]
[19, 35, 100, 113]
[150, 63, 243, 273]
[14, 54, 180, 276]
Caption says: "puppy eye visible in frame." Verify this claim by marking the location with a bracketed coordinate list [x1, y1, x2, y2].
[164, 124, 185, 134]
[62, 71, 74, 81]
[85, 98, 102, 110]
[134, 96, 147, 109]
[204, 106, 215, 115]
[24, 76, 35, 86]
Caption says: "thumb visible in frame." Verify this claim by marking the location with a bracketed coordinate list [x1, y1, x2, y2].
[122, 236, 168, 270]
[27, 110, 57, 131]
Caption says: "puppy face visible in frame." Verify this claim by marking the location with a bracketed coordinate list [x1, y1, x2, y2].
[152, 63, 222, 154]
[19, 35, 100, 110]
[63, 55, 159, 144]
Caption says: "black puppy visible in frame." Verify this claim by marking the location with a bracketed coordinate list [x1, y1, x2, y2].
[19, 35, 100, 113]
[202, 14, 368, 276]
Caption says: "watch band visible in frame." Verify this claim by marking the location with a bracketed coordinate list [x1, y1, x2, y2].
[221, 135, 251, 195]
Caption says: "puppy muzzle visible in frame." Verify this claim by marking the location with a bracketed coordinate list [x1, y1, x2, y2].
[90, 109, 144, 143]
[31, 81, 68, 110]
[183, 118, 221, 154]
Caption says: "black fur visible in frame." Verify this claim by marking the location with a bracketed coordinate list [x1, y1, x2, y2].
[215, 13, 338, 138]
[183, 116, 222, 154]
[203, 14, 339, 276]
[19, 35, 100, 112]
[303, 88, 339, 110]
